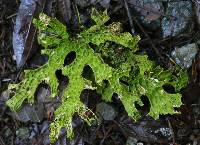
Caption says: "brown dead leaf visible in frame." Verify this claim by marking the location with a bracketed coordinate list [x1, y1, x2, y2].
[128, 0, 163, 22]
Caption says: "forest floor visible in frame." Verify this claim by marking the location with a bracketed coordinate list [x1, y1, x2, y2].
[0, 0, 200, 145]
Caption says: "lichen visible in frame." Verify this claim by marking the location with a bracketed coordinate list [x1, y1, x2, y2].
[6, 9, 188, 142]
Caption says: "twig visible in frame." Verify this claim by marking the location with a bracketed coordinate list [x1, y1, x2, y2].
[72, 1, 81, 28]
[112, 120, 129, 138]
[100, 123, 113, 145]
[166, 117, 175, 144]
[122, 0, 167, 66]
[122, 0, 135, 35]
[6, 13, 17, 19]
[133, 16, 167, 66]
[90, 124, 101, 142]
[0, 135, 6, 145]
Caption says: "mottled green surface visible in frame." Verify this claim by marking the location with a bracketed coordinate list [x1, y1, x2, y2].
[7, 9, 188, 142]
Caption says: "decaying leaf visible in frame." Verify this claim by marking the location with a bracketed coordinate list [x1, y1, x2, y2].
[127, 0, 163, 22]
[13, 0, 46, 68]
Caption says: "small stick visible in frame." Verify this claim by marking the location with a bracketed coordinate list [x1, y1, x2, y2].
[0, 135, 6, 145]
[122, 0, 167, 66]
[122, 0, 135, 35]
[166, 117, 175, 144]
[6, 13, 17, 19]
[134, 18, 166, 66]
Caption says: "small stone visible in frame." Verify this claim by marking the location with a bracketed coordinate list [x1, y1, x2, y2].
[36, 86, 51, 103]
[96, 102, 117, 121]
[161, 1, 193, 38]
[16, 127, 30, 140]
[137, 143, 144, 145]
[189, 134, 195, 141]
[13, 103, 44, 122]
[0, 90, 10, 101]
[4, 128, 12, 137]
[126, 137, 137, 145]
[171, 43, 198, 68]
[193, 140, 198, 145]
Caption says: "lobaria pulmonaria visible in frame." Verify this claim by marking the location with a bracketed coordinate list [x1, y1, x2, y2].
[7, 9, 188, 142]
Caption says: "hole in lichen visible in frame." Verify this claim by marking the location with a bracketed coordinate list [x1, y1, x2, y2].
[80, 89, 101, 109]
[135, 95, 150, 116]
[81, 65, 95, 82]
[35, 82, 51, 103]
[119, 76, 129, 86]
[28, 53, 49, 69]
[88, 42, 98, 51]
[102, 79, 111, 90]
[112, 93, 123, 105]
[111, 93, 130, 116]
[55, 69, 69, 97]
[162, 84, 175, 94]
[64, 51, 76, 66]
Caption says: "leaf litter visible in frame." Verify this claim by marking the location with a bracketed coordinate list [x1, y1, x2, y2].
[0, 0, 200, 145]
